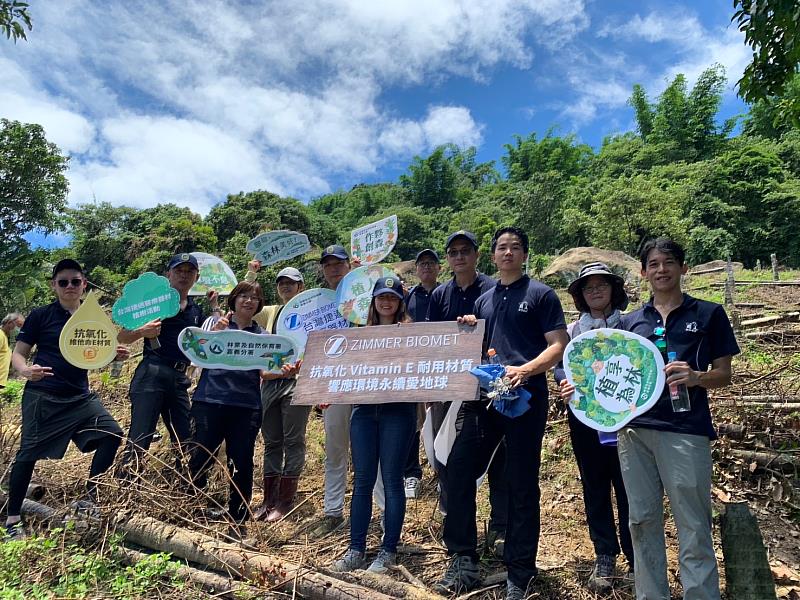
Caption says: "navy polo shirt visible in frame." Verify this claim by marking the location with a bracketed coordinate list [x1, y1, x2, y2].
[474, 275, 566, 403]
[622, 294, 740, 438]
[427, 273, 495, 321]
[144, 297, 204, 363]
[406, 283, 439, 323]
[192, 321, 263, 410]
[16, 301, 89, 397]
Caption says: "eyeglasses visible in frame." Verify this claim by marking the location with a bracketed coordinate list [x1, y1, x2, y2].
[56, 278, 83, 288]
[582, 283, 610, 294]
[446, 249, 474, 258]
[238, 295, 260, 303]
[653, 326, 667, 354]
[417, 261, 438, 268]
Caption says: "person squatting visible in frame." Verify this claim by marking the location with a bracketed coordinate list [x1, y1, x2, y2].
[5, 233, 738, 600]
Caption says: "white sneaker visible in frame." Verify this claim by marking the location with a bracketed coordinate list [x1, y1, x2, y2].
[367, 549, 396, 574]
[404, 477, 421, 499]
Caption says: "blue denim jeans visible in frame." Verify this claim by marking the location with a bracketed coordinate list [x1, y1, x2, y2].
[349, 402, 416, 553]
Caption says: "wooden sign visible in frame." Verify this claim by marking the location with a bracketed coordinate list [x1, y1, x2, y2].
[293, 320, 484, 405]
[59, 291, 118, 370]
[178, 327, 297, 373]
[189, 252, 238, 296]
[247, 230, 311, 266]
[564, 328, 665, 432]
[350, 214, 397, 265]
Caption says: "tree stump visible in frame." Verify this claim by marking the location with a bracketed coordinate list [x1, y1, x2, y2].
[720, 502, 777, 600]
[770, 253, 779, 281]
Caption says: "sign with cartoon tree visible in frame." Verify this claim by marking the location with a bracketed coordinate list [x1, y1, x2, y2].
[189, 252, 238, 296]
[563, 328, 665, 432]
[350, 215, 397, 266]
[335, 264, 395, 325]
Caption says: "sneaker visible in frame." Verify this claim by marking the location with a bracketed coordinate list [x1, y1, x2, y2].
[367, 549, 396, 574]
[309, 514, 345, 539]
[404, 477, 421, 499]
[486, 528, 505, 559]
[587, 554, 615, 593]
[70, 497, 100, 518]
[434, 555, 480, 594]
[506, 579, 526, 600]
[4, 522, 26, 540]
[331, 548, 366, 573]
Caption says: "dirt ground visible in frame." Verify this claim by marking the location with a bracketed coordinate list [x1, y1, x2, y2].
[1, 271, 798, 599]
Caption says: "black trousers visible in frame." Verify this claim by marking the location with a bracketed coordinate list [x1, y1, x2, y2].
[403, 430, 423, 479]
[189, 401, 261, 523]
[442, 399, 546, 587]
[121, 357, 192, 472]
[568, 411, 634, 565]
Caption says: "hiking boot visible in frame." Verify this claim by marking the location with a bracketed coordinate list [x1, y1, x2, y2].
[331, 548, 366, 573]
[266, 476, 299, 523]
[486, 528, 505, 559]
[309, 514, 345, 539]
[587, 554, 615, 593]
[404, 477, 421, 499]
[253, 475, 280, 521]
[367, 549, 396, 574]
[434, 555, 480, 594]
[4, 521, 26, 540]
[506, 579, 526, 600]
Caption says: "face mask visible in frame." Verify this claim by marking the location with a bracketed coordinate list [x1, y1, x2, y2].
[13, 327, 20, 336]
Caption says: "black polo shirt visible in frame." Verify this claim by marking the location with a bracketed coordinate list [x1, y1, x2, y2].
[427, 273, 495, 321]
[406, 283, 439, 323]
[622, 294, 740, 438]
[474, 275, 566, 403]
[192, 321, 263, 410]
[16, 300, 89, 397]
[144, 297, 205, 363]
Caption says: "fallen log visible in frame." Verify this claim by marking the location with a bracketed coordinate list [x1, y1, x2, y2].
[727, 449, 800, 471]
[717, 423, 747, 440]
[711, 281, 800, 287]
[738, 402, 800, 411]
[111, 512, 441, 600]
[740, 312, 800, 329]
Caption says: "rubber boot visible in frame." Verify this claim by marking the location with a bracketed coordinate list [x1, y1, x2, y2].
[266, 476, 299, 522]
[253, 475, 280, 521]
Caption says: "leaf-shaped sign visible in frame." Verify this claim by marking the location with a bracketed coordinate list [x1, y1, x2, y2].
[189, 252, 238, 296]
[247, 230, 311, 266]
[350, 215, 397, 266]
[335, 265, 395, 325]
[112, 272, 180, 330]
[563, 328, 665, 432]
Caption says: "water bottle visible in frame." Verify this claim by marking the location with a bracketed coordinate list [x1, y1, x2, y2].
[667, 351, 691, 412]
[110, 359, 124, 379]
[487, 348, 501, 365]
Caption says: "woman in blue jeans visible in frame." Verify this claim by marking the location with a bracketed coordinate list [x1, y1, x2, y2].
[331, 276, 416, 574]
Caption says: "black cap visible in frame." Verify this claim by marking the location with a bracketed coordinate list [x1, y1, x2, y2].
[167, 253, 199, 270]
[52, 258, 84, 278]
[415, 249, 440, 263]
[372, 276, 404, 299]
[320, 244, 349, 262]
[445, 230, 479, 251]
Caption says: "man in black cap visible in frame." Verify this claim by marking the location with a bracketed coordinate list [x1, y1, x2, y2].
[402, 249, 441, 498]
[6, 259, 129, 537]
[117, 253, 219, 475]
[426, 230, 508, 557]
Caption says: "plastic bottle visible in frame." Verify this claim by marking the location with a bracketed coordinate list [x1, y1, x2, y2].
[667, 351, 691, 412]
[487, 348, 501, 365]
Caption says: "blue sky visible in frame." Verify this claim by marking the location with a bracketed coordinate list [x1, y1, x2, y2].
[3, 0, 750, 222]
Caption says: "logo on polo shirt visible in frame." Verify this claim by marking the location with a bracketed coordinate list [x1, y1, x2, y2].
[518, 301, 529, 313]
[685, 321, 698, 332]
[324, 334, 348, 358]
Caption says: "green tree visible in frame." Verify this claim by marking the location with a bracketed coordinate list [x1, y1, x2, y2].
[743, 73, 800, 138]
[733, 0, 800, 125]
[204, 191, 282, 243]
[1, 1, 31, 42]
[508, 173, 566, 253]
[67, 202, 137, 274]
[502, 130, 592, 182]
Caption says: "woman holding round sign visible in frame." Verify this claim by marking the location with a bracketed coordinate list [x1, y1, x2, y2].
[187, 281, 269, 538]
[331, 276, 417, 575]
[555, 263, 634, 593]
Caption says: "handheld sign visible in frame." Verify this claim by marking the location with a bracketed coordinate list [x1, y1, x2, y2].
[276, 288, 349, 360]
[189, 252, 238, 296]
[293, 320, 484, 405]
[247, 230, 311, 266]
[112, 272, 180, 330]
[59, 291, 118, 370]
[178, 327, 297, 373]
[563, 328, 665, 432]
[336, 264, 395, 325]
[350, 215, 397, 265]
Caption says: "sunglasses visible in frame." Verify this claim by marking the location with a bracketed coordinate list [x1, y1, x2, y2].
[446, 249, 474, 258]
[56, 278, 83, 288]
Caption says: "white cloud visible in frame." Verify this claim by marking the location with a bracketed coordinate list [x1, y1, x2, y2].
[0, 0, 588, 211]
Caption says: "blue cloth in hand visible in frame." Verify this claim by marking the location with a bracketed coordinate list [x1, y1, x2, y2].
[469, 364, 532, 418]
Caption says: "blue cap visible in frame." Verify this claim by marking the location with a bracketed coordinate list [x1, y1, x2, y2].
[372, 276, 404, 299]
[320, 244, 349, 262]
[167, 253, 199, 270]
[445, 230, 478, 251]
[415, 249, 440, 263]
